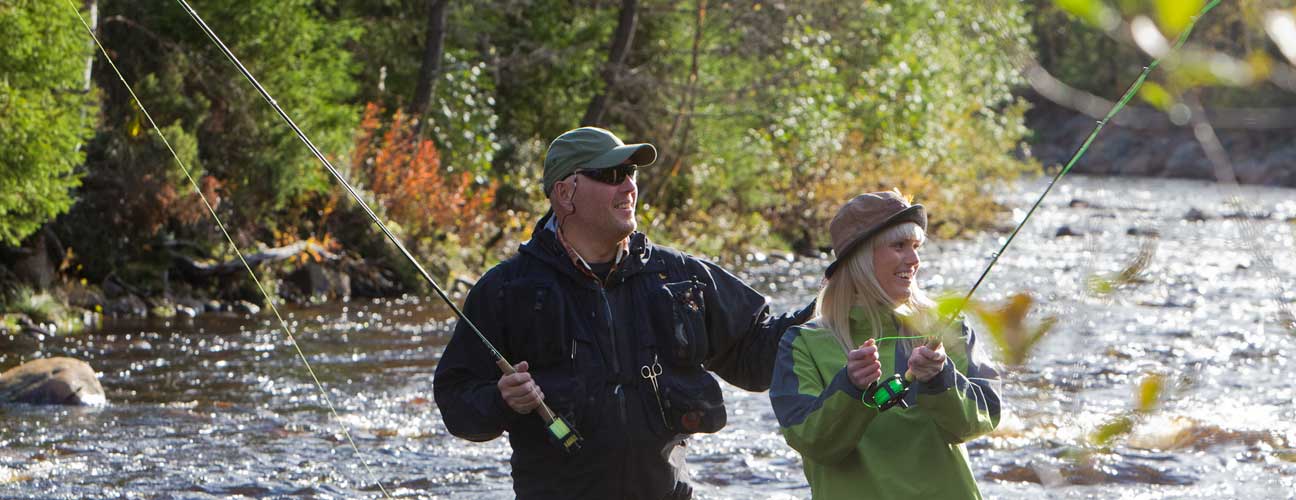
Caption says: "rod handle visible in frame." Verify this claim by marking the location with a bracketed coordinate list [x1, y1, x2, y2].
[495, 358, 558, 423]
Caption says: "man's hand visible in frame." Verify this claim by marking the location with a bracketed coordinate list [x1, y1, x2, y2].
[906, 344, 946, 383]
[846, 339, 882, 391]
[498, 361, 544, 414]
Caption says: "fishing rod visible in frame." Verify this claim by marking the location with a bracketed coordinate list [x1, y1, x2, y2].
[862, 0, 1224, 411]
[62, 2, 412, 497]
[169, 0, 582, 454]
[61, 2, 395, 498]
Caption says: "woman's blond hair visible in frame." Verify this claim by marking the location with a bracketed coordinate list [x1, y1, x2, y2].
[815, 222, 933, 352]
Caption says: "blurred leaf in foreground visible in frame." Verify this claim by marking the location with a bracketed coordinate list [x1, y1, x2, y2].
[1089, 373, 1167, 447]
[1053, 0, 1120, 30]
[1155, 0, 1205, 38]
[935, 292, 1058, 366]
[1087, 237, 1156, 296]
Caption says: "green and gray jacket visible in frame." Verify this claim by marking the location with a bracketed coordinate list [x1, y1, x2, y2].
[769, 308, 1001, 499]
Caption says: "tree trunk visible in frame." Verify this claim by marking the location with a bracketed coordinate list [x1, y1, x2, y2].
[411, 0, 449, 136]
[83, 0, 98, 92]
[582, 0, 638, 127]
[648, 0, 706, 205]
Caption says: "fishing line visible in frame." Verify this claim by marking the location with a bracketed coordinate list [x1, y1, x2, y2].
[60, 1, 394, 497]
[169, 0, 581, 451]
[1182, 95, 1296, 331]
[954, 0, 1223, 314]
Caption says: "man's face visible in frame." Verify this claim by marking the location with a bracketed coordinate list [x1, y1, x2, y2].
[559, 162, 638, 243]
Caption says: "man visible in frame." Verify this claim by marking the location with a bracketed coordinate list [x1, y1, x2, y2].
[433, 127, 812, 499]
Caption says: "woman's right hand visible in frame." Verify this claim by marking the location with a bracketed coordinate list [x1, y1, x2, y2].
[846, 339, 882, 391]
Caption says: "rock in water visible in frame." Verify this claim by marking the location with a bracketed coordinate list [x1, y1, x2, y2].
[0, 357, 106, 406]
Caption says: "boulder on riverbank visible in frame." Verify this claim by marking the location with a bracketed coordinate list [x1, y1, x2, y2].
[1027, 100, 1296, 186]
[0, 357, 106, 406]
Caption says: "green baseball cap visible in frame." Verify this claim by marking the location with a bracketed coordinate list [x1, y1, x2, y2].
[543, 127, 657, 196]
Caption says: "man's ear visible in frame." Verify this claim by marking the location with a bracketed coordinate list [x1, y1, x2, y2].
[551, 179, 575, 214]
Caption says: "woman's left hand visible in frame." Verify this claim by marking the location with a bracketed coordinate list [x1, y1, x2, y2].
[907, 345, 947, 383]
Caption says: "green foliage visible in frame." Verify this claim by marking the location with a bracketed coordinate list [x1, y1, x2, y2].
[3, 0, 1047, 296]
[0, 285, 90, 335]
[59, 0, 359, 285]
[0, 1, 96, 247]
[1033, 0, 1296, 107]
[631, 0, 1035, 252]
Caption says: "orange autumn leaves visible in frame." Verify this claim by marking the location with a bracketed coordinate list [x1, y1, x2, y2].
[352, 103, 498, 246]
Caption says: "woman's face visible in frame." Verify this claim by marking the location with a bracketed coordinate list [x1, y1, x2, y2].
[873, 236, 922, 304]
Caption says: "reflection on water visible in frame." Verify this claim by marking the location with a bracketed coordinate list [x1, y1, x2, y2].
[3, 176, 1295, 498]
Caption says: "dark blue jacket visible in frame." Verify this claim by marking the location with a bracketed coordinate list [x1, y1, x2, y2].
[432, 216, 813, 499]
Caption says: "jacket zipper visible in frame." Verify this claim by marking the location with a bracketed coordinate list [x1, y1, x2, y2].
[597, 286, 628, 425]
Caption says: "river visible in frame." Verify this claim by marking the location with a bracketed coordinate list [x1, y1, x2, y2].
[3, 175, 1295, 499]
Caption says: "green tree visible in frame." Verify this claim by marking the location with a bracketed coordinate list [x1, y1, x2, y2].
[59, 0, 359, 283]
[0, 0, 96, 247]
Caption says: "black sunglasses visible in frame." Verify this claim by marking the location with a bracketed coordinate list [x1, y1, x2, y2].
[575, 163, 637, 185]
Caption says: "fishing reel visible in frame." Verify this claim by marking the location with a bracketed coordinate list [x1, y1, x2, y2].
[542, 411, 583, 454]
[863, 374, 911, 411]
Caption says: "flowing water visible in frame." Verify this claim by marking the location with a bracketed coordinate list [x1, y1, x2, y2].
[3, 175, 1295, 499]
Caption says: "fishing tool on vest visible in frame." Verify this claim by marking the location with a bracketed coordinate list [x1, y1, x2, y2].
[642, 355, 669, 427]
[861, 335, 943, 412]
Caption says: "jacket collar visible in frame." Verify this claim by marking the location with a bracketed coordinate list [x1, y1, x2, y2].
[520, 212, 656, 286]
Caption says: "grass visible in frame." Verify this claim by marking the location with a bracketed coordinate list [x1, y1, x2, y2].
[0, 286, 87, 335]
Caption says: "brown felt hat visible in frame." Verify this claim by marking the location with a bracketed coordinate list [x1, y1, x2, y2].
[825, 191, 926, 278]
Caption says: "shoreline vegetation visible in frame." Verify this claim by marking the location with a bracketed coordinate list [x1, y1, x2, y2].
[4, 1, 1294, 335]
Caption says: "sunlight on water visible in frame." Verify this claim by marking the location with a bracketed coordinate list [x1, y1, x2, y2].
[2, 176, 1295, 498]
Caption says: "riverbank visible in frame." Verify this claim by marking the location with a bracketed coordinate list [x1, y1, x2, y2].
[1027, 99, 1296, 186]
[0, 241, 411, 337]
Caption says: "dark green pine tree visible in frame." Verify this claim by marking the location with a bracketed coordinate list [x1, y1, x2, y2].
[0, 0, 97, 247]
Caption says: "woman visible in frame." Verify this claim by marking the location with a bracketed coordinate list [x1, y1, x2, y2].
[769, 191, 1001, 499]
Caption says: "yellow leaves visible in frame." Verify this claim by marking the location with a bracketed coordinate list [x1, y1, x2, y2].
[1089, 373, 1168, 447]
[1090, 415, 1134, 446]
[1154, 0, 1205, 38]
[963, 292, 1058, 367]
[1138, 81, 1175, 112]
[127, 110, 142, 138]
[1135, 373, 1164, 413]
[126, 98, 144, 138]
[1087, 237, 1155, 296]
[1052, 0, 1119, 30]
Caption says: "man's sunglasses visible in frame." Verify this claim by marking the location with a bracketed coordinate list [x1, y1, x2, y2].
[575, 164, 637, 185]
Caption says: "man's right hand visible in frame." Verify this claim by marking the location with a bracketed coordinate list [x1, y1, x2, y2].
[846, 339, 882, 391]
[498, 361, 545, 414]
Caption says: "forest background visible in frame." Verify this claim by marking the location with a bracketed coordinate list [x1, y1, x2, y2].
[2, 0, 1293, 328]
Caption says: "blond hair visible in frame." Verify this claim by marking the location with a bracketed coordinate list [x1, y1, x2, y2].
[815, 222, 933, 352]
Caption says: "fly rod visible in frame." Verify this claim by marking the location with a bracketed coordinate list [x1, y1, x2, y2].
[863, 0, 1223, 411]
[173, 0, 581, 453]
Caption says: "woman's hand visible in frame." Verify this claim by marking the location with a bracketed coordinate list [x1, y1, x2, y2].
[846, 339, 882, 390]
[906, 345, 947, 383]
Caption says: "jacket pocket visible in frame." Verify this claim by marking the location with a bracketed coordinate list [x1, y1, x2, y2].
[646, 367, 726, 435]
[658, 280, 708, 367]
[502, 282, 569, 368]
